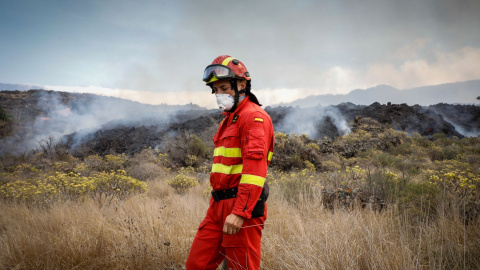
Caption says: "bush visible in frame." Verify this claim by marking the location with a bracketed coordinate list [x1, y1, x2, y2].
[270, 169, 318, 204]
[167, 172, 199, 194]
[89, 170, 148, 207]
[426, 166, 480, 221]
[161, 132, 208, 167]
[83, 155, 105, 171]
[126, 149, 168, 181]
[271, 133, 316, 170]
[5, 163, 40, 181]
[0, 170, 147, 208]
[398, 181, 440, 222]
[393, 155, 425, 177]
[105, 154, 127, 171]
[0, 105, 11, 122]
[372, 151, 397, 168]
[0, 172, 92, 206]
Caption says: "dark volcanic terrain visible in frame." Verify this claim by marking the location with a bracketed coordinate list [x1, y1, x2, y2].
[0, 90, 478, 157]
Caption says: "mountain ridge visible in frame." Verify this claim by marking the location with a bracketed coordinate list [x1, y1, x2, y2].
[283, 80, 480, 107]
[2, 80, 479, 108]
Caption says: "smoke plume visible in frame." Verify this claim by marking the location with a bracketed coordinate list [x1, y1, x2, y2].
[0, 90, 203, 154]
[275, 106, 351, 139]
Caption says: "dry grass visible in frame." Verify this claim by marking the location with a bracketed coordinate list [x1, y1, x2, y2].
[1, 176, 479, 270]
[263, 190, 480, 270]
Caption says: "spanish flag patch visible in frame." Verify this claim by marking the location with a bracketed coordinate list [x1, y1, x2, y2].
[254, 117, 264, 122]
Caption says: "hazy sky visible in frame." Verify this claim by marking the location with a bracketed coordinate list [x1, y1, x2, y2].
[1, 0, 479, 108]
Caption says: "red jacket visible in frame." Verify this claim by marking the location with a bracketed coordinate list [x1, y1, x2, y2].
[211, 95, 275, 219]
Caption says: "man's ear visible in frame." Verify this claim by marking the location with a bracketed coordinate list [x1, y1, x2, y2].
[239, 79, 247, 89]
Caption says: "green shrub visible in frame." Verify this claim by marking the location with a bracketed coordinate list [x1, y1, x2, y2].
[371, 151, 397, 168]
[393, 155, 426, 177]
[161, 132, 207, 167]
[188, 134, 207, 159]
[0, 105, 11, 122]
[398, 181, 440, 222]
[270, 169, 318, 204]
[271, 133, 314, 170]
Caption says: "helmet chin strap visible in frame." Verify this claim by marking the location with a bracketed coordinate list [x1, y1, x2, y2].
[227, 79, 245, 113]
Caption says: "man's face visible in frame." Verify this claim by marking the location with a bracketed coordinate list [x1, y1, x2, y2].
[211, 80, 247, 96]
[211, 80, 235, 96]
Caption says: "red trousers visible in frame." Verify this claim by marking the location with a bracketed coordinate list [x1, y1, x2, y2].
[186, 198, 266, 270]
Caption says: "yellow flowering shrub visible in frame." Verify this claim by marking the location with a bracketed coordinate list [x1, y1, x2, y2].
[274, 132, 289, 150]
[306, 143, 320, 151]
[0, 170, 147, 207]
[185, 155, 198, 167]
[345, 165, 366, 180]
[155, 152, 172, 168]
[0, 172, 91, 206]
[427, 169, 479, 201]
[322, 160, 341, 172]
[342, 129, 372, 144]
[8, 163, 40, 179]
[105, 154, 126, 170]
[73, 162, 90, 176]
[275, 132, 288, 141]
[167, 172, 199, 194]
[425, 160, 480, 220]
[89, 170, 147, 207]
[304, 160, 316, 172]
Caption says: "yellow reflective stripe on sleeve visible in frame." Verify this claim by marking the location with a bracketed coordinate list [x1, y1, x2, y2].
[254, 117, 264, 122]
[211, 163, 243, 175]
[221, 57, 234, 66]
[213, 147, 242, 158]
[240, 174, 266, 187]
[268, 151, 273, 161]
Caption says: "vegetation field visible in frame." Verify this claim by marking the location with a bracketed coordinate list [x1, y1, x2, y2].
[1, 124, 479, 269]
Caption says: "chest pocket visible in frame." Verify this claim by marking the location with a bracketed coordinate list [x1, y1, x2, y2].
[220, 126, 240, 148]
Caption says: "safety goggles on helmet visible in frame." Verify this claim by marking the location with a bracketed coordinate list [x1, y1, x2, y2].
[203, 64, 235, 83]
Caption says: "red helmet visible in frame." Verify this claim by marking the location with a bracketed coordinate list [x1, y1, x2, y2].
[203, 55, 251, 84]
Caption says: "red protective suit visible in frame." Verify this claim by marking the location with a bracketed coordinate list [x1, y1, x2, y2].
[186, 95, 275, 270]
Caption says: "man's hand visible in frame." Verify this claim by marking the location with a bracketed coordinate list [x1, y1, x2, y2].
[223, 214, 244, 234]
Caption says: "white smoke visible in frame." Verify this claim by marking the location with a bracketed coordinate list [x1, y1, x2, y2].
[1, 90, 204, 153]
[450, 124, 480, 138]
[275, 106, 351, 139]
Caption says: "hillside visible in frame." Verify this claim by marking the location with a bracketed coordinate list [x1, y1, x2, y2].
[0, 89, 205, 152]
[1, 89, 479, 156]
[285, 80, 480, 107]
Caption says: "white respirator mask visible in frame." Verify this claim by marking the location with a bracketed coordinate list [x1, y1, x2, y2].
[216, 94, 245, 111]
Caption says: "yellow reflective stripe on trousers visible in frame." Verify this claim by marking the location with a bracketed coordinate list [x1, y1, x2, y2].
[221, 57, 234, 66]
[211, 163, 243, 175]
[213, 147, 242, 158]
[240, 174, 266, 187]
[267, 151, 273, 161]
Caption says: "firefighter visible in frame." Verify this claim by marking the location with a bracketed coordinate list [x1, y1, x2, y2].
[186, 55, 275, 270]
